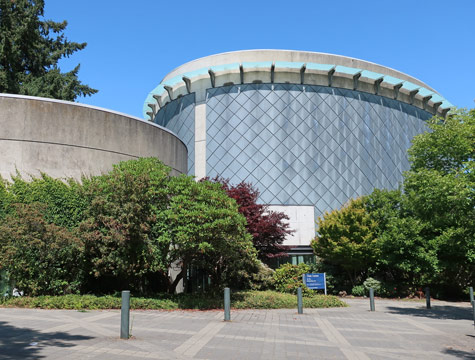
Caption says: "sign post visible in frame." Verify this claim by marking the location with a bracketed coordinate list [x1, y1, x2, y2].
[303, 273, 327, 295]
[323, 273, 327, 295]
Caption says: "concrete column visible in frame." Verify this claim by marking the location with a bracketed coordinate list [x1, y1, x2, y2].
[194, 102, 206, 180]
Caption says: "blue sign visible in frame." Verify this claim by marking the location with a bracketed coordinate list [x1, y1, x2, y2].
[303, 273, 327, 294]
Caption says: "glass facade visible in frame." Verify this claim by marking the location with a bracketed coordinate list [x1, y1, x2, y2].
[267, 254, 316, 269]
[206, 84, 432, 219]
[153, 84, 432, 223]
[154, 93, 196, 174]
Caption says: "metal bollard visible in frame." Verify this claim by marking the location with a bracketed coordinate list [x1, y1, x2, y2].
[120, 290, 130, 339]
[425, 287, 431, 309]
[369, 288, 375, 311]
[224, 287, 231, 321]
[470, 287, 474, 327]
[297, 287, 303, 314]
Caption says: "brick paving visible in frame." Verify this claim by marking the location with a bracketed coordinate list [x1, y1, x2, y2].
[0, 298, 473, 359]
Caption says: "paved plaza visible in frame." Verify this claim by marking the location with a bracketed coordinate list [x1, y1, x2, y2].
[0, 298, 474, 359]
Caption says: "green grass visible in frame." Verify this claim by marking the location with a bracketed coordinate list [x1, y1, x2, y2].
[0, 291, 346, 310]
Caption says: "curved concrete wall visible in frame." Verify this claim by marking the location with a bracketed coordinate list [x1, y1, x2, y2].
[0, 94, 187, 180]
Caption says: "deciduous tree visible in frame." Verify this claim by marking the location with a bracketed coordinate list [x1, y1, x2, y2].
[366, 189, 438, 289]
[77, 158, 258, 294]
[212, 178, 293, 261]
[311, 198, 379, 286]
[78, 158, 170, 293]
[404, 110, 475, 293]
[157, 176, 258, 293]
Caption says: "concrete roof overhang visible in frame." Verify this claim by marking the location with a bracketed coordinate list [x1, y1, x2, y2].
[143, 50, 452, 120]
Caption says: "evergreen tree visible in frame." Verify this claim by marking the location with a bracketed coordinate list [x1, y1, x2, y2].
[0, 0, 97, 100]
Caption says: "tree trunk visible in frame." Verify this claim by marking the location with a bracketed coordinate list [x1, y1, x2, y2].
[347, 269, 355, 287]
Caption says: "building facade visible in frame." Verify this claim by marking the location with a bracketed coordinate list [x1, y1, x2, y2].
[144, 50, 452, 261]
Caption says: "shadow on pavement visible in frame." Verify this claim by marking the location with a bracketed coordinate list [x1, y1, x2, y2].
[386, 305, 473, 321]
[443, 347, 475, 359]
[0, 321, 94, 359]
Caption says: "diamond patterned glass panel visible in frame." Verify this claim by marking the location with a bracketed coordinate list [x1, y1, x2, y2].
[206, 84, 432, 220]
[154, 93, 195, 175]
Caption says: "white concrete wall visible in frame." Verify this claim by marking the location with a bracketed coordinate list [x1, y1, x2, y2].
[194, 102, 206, 180]
[268, 205, 316, 247]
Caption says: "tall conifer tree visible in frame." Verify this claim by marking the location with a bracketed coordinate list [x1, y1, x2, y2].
[0, 0, 97, 100]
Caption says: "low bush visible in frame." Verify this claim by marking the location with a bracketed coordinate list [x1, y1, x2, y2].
[0, 291, 346, 310]
[249, 262, 275, 290]
[232, 291, 345, 309]
[363, 277, 381, 293]
[351, 285, 366, 297]
[0, 270, 10, 296]
[308, 263, 339, 295]
[0, 203, 83, 296]
[273, 263, 311, 294]
[378, 283, 400, 298]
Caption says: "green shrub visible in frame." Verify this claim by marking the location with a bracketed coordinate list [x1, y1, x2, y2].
[0, 270, 10, 298]
[6, 174, 87, 229]
[0, 203, 83, 296]
[0, 158, 260, 296]
[0, 179, 14, 220]
[363, 277, 381, 293]
[308, 263, 339, 295]
[351, 285, 366, 296]
[378, 283, 400, 298]
[78, 158, 171, 293]
[79, 159, 257, 294]
[249, 262, 275, 290]
[273, 263, 311, 294]
[232, 291, 345, 309]
[0, 291, 347, 310]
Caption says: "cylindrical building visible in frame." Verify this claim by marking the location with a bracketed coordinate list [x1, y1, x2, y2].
[0, 94, 188, 180]
[143, 50, 452, 263]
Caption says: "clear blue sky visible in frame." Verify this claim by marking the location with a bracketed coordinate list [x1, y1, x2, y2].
[44, 0, 475, 118]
